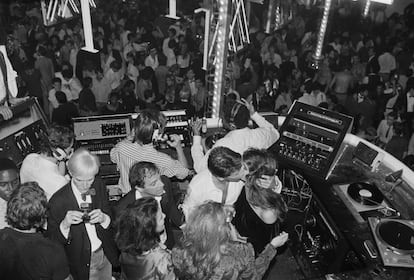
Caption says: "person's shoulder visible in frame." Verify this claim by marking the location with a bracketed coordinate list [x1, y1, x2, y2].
[226, 241, 254, 256]
[49, 183, 71, 202]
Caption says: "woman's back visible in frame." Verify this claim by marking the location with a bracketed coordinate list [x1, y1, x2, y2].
[120, 245, 176, 280]
[172, 241, 276, 280]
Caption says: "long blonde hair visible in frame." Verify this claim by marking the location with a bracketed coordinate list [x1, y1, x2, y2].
[178, 201, 230, 279]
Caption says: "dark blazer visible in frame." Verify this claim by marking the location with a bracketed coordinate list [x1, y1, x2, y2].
[366, 55, 380, 74]
[394, 93, 414, 121]
[115, 176, 184, 248]
[47, 177, 119, 280]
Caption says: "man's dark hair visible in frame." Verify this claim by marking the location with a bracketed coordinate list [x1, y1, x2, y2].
[39, 124, 74, 156]
[55, 91, 67, 104]
[0, 158, 18, 172]
[52, 77, 62, 84]
[133, 110, 161, 145]
[207, 147, 242, 178]
[115, 197, 160, 255]
[82, 77, 92, 88]
[129, 161, 158, 189]
[6, 182, 47, 230]
[62, 68, 73, 79]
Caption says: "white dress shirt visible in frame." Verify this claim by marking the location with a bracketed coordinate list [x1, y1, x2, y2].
[182, 170, 244, 219]
[191, 112, 280, 173]
[0, 198, 7, 229]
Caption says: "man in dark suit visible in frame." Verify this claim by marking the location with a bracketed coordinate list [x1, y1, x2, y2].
[394, 83, 414, 121]
[47, 149, 118, 280]
[115, 161, 184, 248]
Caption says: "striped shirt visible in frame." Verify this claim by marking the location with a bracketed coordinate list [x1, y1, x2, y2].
[110, 140, 190, 193]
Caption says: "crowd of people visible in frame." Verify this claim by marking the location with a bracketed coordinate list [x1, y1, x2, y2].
[1, 0, 414, 279]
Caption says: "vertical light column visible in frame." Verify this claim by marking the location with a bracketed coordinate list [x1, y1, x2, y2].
[80, 0, 97, 53]
[312, 0, 332, 68]
[166, 0, 180, 19]
[274, 1, 281, 31]
[363, 0, 371, 17]
[212, 0, 231, 119]
[195, 8, 211, 71]
[265, 0, 276, 34]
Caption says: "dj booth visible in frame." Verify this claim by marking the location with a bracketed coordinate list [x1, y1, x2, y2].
[1, 99, 414, 279]
[269, 102, 414, 279]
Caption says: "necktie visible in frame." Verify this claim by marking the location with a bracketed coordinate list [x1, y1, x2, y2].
[385, 125, 391, 138]
[0, 51, 11, 105]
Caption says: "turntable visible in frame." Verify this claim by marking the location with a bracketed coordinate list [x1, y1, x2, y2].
[368, 218, 414, 268]
[334, 182, 399, 222]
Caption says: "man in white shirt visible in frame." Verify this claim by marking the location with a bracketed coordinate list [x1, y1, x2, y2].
[144, 47, 159, 70]
[0, 158, 20, 229]
[47, 149, 118, 280]
[377, 112, 396, 147]
[298, 82, 327, 107]
[55, 69, 82, 101]
[191, 98, 280, 173]
[182, 146, 247, 220]
[378, 49, 396, 81]
[104, 60, 123, 91]
[91, 68, 111, 107]
[20, 125, 74, 200]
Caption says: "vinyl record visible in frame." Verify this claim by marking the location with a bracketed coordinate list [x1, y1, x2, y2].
[347, 182, 384, 206]
[377, 220, 414, 254]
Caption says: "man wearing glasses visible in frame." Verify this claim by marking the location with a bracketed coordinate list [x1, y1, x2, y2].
[47, 148, 118, 280]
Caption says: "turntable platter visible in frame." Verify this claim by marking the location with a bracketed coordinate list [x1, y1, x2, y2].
[377, 220, 414, 254]
[347, 182, 384, 206]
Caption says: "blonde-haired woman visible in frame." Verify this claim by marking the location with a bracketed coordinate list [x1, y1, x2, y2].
[172, 201, 288, 280]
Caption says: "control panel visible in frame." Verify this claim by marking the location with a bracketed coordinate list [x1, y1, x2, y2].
[161, 110, 191, 147]
[272, 101, 353, 178]
[0, 98, 49, 165]
[289, 194, 365, 279]
[73, 114, 134, 141]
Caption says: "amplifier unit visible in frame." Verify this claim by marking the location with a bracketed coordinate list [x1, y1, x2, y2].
[161, 110, 191, 147]
[271, 101, 353, 179]
[0, 98, 49, 165]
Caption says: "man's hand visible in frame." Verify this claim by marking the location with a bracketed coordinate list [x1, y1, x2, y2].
[237, 98, 256, 116]
[88, 209, 107, 224]
[191, 118, 202, 136]
[0, 106, 13, 120]
[257, 175, 283, 193]
[167, 134, 182, 149]
[270, 231, 289, 248]
[61, 210, 83, 230]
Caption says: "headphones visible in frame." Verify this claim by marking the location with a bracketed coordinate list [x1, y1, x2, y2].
[52, 147, 67, 161]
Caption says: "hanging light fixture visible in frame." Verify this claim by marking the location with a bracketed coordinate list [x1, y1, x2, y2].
[363, 0, 371, 17]
[312, 0, 332, 69]
[212, 0, 231, 119]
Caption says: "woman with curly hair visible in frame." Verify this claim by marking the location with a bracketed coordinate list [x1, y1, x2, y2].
[233, 148, 288, 256]
[115, 197, 176, 280]
[172, 201, 288, 280]
[0, 182, 71, 279]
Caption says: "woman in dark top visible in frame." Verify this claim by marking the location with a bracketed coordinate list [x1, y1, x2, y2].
[233, 149, 288, 255]
[115, 197, 176, 280]
[0, 182, 71, 280]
